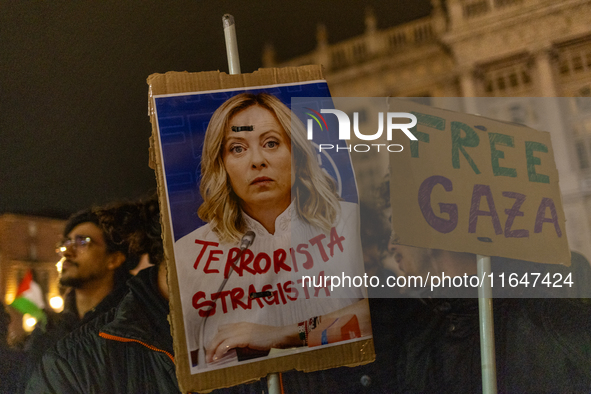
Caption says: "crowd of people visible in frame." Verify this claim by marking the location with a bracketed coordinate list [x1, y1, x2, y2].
[2, 91, 591, 393]
[4, 194, 589, 393]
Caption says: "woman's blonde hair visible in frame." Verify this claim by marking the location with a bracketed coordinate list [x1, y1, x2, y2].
[198, 92, 340, 243]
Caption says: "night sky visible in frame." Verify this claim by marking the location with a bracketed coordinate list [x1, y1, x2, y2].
[1, 0, 431, 218]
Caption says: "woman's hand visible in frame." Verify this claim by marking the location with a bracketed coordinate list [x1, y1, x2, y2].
[205, 299, 372, 363]
[206, 322, 300, 363]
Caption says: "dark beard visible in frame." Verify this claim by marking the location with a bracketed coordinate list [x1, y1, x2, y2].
[59, 276, 85, 289]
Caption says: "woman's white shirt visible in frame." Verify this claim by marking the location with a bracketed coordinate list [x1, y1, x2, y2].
[173, 201, 366, 357]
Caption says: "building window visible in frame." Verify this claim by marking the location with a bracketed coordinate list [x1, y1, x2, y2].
[483, 63, 532, 96]
[497, 76, 506, 91]
[573, 55, 584, 72]
[509, 73, 519, 87]
[557, 45, 591, 76]
[559, 58, 570, 75]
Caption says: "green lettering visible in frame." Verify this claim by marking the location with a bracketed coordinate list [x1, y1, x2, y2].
[489, 133, 517, 177]
[411, 112, 446, 131]
[451, 121, 481, 174]
[525, 141, 549, 183]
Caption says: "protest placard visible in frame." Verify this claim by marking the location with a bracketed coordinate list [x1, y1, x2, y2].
[148, 66, 374, 392]
[388, 100, 569, 266]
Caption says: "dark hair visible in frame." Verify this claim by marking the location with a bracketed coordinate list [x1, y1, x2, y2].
[94, 196, 163, 272]
[63, 209, 121, 255]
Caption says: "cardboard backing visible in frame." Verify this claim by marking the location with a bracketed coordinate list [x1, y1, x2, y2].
[388, 99, 570, 266]
[148, 65, 375, 393]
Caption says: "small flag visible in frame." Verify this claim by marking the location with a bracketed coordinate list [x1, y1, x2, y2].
[10, 270, 46, 323]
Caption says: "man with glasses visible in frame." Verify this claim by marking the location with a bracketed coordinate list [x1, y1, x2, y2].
[21, 208, 131, 390]
[56, 209, 129, 320]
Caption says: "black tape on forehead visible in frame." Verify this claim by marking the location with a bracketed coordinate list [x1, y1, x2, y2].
[231, 125, 254, 132]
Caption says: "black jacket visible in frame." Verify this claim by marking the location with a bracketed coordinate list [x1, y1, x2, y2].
[25, 276, 131, 352]
[25, 268, 267, 394]
[21, 273, 130, 392]
[26, 267, 591, 393]
[26, 267, 178, 393]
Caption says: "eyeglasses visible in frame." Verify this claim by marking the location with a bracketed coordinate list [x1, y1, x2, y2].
[56, 235, 92, 254]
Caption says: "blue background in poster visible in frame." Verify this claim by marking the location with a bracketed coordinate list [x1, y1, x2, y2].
[154, 82, 357, 241]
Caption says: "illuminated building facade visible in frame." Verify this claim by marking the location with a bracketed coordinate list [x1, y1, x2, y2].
[0, 214, 64, 311]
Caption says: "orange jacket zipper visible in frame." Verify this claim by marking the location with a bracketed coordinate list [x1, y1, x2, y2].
[99, 332, 175, 363]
